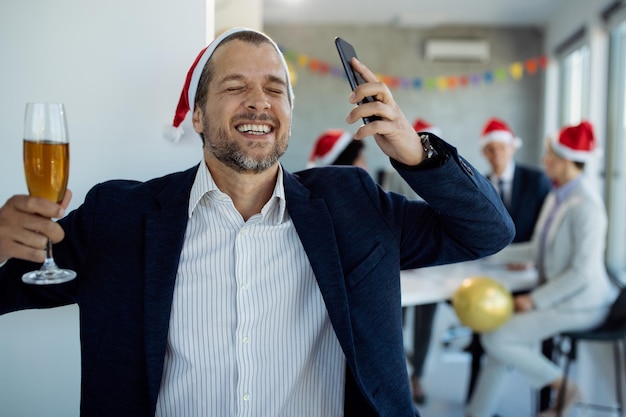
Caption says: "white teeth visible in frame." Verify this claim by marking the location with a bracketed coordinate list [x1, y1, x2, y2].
[237, 124, 271, 134]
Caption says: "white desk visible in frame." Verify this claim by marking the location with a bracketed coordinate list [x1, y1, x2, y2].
[401, 259, 538, 306]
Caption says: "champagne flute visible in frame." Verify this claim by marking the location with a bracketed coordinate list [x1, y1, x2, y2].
[21, 102, 76, 284]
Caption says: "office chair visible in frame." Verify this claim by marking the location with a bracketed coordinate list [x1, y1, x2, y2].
[555, 285, 626, 417]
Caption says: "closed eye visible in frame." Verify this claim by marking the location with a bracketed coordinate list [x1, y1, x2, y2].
[266, 87, 285, 95]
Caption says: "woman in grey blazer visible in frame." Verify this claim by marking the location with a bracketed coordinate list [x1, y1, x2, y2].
[466, 121, 619, 417]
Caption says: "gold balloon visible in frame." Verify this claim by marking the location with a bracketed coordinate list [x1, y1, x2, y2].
[452, 276, 513, 332]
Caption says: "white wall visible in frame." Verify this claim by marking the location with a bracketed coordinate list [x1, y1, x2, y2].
[0, 0, 209, 415]
[0, 0, 210, 213]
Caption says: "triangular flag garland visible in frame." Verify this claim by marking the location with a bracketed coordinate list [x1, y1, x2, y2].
[280, 45, 548, 91]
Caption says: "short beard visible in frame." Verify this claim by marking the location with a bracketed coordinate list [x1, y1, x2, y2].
[202, 115, 288, 173]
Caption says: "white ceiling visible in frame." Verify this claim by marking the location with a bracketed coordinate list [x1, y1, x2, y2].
[263, 0, 568, 27]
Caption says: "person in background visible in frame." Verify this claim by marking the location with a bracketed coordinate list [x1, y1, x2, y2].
[382, 118, 440, 405]
[466, 121, 619, 417]
[480, 117, 552, 243]
[307, 128, 367, 169]
[0, 28, 514, 417]
[462, 117, 555, 404]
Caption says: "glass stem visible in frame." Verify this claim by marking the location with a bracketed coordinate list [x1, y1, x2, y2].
[41, 239, 59, 271]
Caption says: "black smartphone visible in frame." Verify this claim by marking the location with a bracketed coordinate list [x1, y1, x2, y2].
[334, 37, 382, 124]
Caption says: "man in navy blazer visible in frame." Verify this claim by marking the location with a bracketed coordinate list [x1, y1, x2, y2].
[0, 29, 514, 417]
[480, 117, 551, 242]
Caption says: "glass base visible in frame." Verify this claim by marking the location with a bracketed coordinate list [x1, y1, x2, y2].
[22, 268, 77, 285]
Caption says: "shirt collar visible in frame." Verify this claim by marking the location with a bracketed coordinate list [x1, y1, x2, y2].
[188, 161, 287, 223]
[554, 174, 582, 204]
[491, 161, 515, 183]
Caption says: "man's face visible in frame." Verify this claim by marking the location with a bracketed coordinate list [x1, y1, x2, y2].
[482, 141, 515, 175]
[193, 40, 292, 173]
[542, 144, 568, 184]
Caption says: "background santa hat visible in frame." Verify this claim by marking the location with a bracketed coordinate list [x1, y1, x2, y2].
[479, 117, 522, 149]
[163, 27, 294, 143]
[551, 120, 599, 162]
[413, 118, 441, 137]
[307, 129, 353, 167]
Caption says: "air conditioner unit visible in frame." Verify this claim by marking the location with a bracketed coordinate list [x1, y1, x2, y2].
[424, 39, 490, 62]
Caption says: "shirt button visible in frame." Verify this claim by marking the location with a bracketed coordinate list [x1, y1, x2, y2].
[241, 283, 249, 290]
[243, 393, 250, 401]
[242, 336, 249, 344]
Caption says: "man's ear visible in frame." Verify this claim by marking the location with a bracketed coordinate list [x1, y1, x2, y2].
[192, 107, 203, 134]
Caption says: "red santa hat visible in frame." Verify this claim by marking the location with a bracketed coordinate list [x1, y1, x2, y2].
[413, 118, 441, 137]
[163, 27, 294, 143]
[307, 129, 353, 168]
[479, 117, 522, 149]
[551, 121, 599, 162]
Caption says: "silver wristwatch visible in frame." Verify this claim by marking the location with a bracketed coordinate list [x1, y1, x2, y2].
[420, 134, 437, 160]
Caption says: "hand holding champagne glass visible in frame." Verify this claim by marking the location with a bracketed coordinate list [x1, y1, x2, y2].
[22, 102, 76, 284]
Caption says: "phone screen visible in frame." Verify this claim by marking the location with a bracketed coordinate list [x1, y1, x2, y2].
[334, 37, 381, 124]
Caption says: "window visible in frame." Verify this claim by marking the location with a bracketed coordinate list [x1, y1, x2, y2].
[558, 46, 590, 126]
[605, 19, 626, 282]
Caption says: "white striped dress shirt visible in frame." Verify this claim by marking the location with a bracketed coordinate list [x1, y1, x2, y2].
[155, 163, 345, 417]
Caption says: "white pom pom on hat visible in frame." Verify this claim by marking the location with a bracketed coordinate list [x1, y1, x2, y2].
[480, 117, 522, 149]
[163, 27, 294, 143]
[307, 129, 353, 168]
[413, 118, 441, 137]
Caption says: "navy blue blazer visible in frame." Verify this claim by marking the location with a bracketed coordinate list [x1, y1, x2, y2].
[500, 164, 551, 243]
[1, 140, 514, 417]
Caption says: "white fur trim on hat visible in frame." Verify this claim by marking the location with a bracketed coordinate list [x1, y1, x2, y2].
[307, 130, 353, 168]
[550, 135, 601, 162]
[480, 130, 522, 149]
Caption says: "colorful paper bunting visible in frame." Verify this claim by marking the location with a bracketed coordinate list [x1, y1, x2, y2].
[280, 45, 548, 92]
[509, 62, 524, 80]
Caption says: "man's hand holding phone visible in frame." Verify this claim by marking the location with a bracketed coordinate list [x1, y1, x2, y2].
[335, 37, 426, 166]
[335, 37, 382, 124]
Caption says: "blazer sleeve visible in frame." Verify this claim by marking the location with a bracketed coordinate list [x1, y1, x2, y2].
[389, 136, 515, 268]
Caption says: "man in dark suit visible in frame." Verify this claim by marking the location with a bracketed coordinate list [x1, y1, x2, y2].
[480, 118, 554, 412]
[463, 117, 552, 404]
[0, 28, 514, 417]
[480, 117, 551, 243]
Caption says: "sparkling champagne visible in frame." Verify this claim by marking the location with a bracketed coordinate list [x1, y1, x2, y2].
[21, 102, 76, 285]
[23, 140, 69, 203]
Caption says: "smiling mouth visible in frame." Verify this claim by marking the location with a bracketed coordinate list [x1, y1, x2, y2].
[236, 123, 272, 135]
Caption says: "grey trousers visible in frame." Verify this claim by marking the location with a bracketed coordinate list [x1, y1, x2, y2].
[402, 303, 438, 378]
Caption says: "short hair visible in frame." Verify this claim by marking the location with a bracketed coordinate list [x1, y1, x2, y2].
[194, 31, 290, 111]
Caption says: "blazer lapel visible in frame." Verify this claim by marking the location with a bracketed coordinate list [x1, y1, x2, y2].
[283, 171, 357, 360]
[143, 166, 197, 407]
